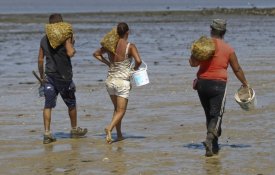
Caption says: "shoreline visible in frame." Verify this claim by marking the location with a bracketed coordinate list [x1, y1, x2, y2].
[1, 7, 275, 16]
[1, 7, 275, 24]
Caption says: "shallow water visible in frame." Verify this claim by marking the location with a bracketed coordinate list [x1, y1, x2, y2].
[0, 10, 275, 174]
[1, 0, 275, 14]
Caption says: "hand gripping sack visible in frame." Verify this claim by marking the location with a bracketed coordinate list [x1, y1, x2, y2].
[100, 27, 119, 54]
[45, 22, 73, 49]
[191, 36, 215, 61]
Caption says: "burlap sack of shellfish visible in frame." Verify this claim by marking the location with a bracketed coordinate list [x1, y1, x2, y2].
[191, 36, 215, 61]
[45, 22, 73, 49]
[100, 27, 119, 54]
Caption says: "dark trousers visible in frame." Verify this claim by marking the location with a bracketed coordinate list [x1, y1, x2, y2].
[197, 79, 226, 138]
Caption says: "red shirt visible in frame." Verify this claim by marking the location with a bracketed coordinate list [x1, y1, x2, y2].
[197, 38, 234, 82]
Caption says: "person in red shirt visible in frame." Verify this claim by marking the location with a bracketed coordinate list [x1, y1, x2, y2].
[189, 19, 249, 157]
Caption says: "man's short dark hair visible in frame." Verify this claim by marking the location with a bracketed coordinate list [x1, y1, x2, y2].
[49, 14, 63, 24]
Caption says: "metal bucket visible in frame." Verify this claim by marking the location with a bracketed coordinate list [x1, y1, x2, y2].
[234, 86, 256, 111]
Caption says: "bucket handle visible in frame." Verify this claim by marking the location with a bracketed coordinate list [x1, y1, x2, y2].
[248, 88, 252, 99]
[141, 61, 147, 70]
[131, 60, 147, 71]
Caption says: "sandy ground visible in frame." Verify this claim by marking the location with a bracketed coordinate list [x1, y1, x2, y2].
[0, 10, 275, 174]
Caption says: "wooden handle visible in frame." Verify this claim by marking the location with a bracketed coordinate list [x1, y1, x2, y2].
[32, 70, 43, 84]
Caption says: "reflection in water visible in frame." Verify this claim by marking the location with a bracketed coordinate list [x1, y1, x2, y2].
[104, 143, 127, 175]
[54, 132, 72, 139]
[183, 143, 205, 150]
[183, 142, 251, 150]
[221, 143, 251, 148]
[42, 143, 80, 175]
[43, 144, 54, 175]
[203, 156, 222, 175]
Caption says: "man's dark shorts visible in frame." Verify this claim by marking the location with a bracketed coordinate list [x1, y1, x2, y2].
[44, 76, 76, 108]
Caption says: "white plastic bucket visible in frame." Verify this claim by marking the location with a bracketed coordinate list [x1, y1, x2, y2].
[132, 61, 149, 87]
[234, 86, 256, 111]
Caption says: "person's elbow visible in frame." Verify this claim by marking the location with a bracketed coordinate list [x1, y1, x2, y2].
[67, 49, 76, 58]
[93, 49, 103, 59]
[92, 51, 99, 58]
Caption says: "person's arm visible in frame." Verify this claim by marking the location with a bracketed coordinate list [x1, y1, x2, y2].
[189, 55, 200, 67]
[229, 52, 249, 87]
[129, 44, 142, 70]
[93, 47, 111, 67]
[38, 47, 45, 83]
[65, 36, 76, 58]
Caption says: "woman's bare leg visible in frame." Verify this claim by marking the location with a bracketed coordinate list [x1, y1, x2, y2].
[106, 95, 128, 143]
[116, 120, 124, 141]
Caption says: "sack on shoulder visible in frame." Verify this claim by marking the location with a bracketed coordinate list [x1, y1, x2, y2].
[45, 22, 73, 49]
[191, 36, 215, 61]
[100, 27, 119, 54]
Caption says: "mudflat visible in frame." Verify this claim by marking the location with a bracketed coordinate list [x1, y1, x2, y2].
[0, 10, 275, 174]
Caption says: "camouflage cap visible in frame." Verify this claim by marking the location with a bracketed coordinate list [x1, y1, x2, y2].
[210, 19, 227, 31]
